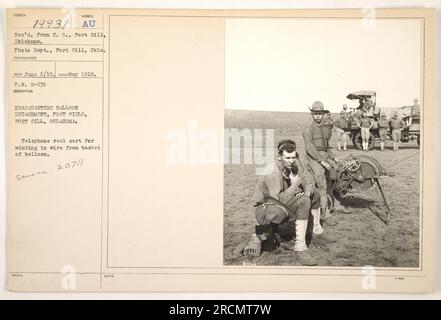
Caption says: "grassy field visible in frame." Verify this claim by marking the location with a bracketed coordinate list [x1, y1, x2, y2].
[223, 109, 420, 267]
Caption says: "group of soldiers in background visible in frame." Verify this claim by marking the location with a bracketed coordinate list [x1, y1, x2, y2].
[324, 100, 418, 152]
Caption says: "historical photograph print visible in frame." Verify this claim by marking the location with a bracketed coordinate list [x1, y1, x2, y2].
[223, 17, 422, 267]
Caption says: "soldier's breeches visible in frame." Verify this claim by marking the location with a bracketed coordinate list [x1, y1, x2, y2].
[335, 128, 348, 142]
[361, 127, 370, 140]
[255, 194, 311, 224]
[255, 203, 288, 225]
[284, 194, 311, 220]
[392, 129, 401, 142]
[379, 128, 387, 142]
[308, 160, 327, 197]
[311, 189, 320, 209]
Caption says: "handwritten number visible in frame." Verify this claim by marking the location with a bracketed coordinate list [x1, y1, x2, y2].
[33, 19, 69, 29]
[57, 159, 84, 170]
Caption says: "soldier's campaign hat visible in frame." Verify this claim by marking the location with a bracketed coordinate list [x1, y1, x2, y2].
[309, 101, 329, 113]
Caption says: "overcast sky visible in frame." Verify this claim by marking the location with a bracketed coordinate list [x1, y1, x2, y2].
[225, 18, 421, 113]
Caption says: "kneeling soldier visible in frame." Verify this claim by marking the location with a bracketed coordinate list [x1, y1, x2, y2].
[253, 139, 335, 266]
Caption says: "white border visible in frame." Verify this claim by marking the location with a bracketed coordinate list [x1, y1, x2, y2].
[0, 0, 440, 300]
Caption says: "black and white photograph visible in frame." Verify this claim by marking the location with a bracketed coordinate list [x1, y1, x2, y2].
[223, 17, 422, 267]
[3, 6, 437, 296]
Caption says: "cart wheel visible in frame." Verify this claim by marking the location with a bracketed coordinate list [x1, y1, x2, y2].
[353, 132, 375, 150]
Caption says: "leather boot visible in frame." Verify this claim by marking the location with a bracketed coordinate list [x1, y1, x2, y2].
[333, 199, 351, 214]
[313, 232, 337, 244]
[321, 207, 339, 226]
[311, 208, 336, 243]
[255, 224, 280, 252]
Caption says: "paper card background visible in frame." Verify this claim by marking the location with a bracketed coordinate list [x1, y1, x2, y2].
[1, 2, 438, 298]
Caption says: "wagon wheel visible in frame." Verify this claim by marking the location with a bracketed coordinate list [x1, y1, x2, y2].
[353, 131, 375, 150]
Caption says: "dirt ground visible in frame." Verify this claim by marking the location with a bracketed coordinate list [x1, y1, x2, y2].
[223, 110, 420, 267]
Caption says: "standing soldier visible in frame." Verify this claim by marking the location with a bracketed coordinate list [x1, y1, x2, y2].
[303, 101, 350, 222]
[377, 112, 389, 151]
[342, 104, 348, 116]
[358, 112, 373, 151]
[349, 109, 359, 130]
[390, 111, 405, 151]
[334, 111, 349, 151]
[412, 98, 420, 115]
[408, 98, 420, 126]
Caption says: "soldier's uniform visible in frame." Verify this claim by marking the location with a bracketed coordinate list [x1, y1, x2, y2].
[378, 114, 389, 151]
[349, 112, 359, 129]
[412, 98, 420, 117]
[334, 113, 349, 150]
[390, 113, 405, 150]
[358, 115, 373, 151]
[303, 103, 335, 213]
[334, 115, 349, 131]
[409, 98, 420, 126]
[254, 158, 317, 225]
[390, 118, 404, 141]
[378, 116, 389, 142]
[322, 114, 334, 140]
[359, 117, 373, 135]
[341, 105, 349, 117]
[253, 148, 325, 266]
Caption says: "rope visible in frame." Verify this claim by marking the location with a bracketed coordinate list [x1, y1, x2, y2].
[384, 152, 419, 170]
